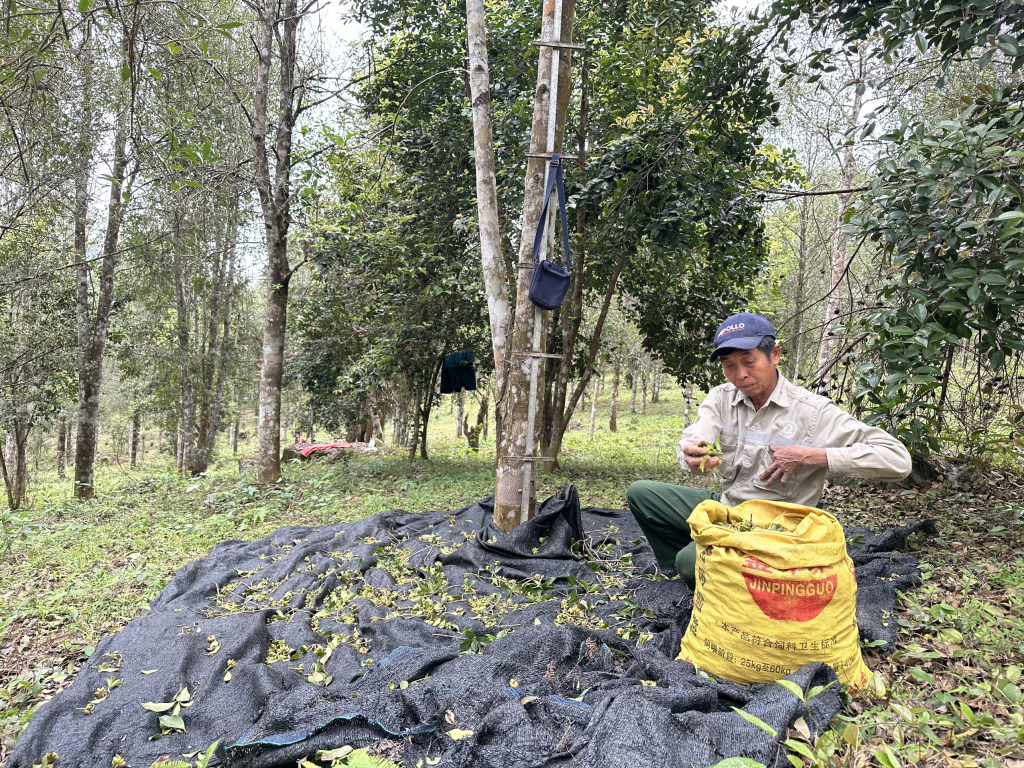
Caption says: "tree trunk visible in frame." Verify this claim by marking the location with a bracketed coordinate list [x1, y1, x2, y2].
[466, 0, 512, 403]
[481, 387, 490, 442]
[14, 421, 27, 508]
[176, 429, 185, 473]
[641, 369, 648, 415]
[630, 364, 639, 415]
[683, 383, 693, 427]
[0, 433, 15, 510]
[542, 263, 620, 464]
[539, 55, 589, 471]
[231, 415, 240, 454]
[408, 386, 422, 462]
[651, 372, 660, 403]
[4, 432, 16, 499]
[74, 101, 133, 500]
[2, 420, 30, 509]
[493, 0, 576, 530]
[56, 418, 67, 478]
[173, 240, 198, 476]
[195, 247, 225, 472]
[197, 244, 236, 472]
[816, 60, 864, 395]
[609, 360, 620, 432]
[252, 0, 303, 484]
[129, 411, 140, 468]
[416, 358, 443, 461]
[455, 391, 465, 438]
[589, 375, 599, 440]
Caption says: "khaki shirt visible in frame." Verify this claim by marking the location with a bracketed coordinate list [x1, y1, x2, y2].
[677, 373, 912, 508]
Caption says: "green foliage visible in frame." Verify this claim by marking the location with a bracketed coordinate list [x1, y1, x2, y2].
[847, 92, 1024, 453]
[766, 0, 1024, 77]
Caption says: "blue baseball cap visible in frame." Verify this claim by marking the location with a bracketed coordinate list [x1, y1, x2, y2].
[710, 312, 776, 361]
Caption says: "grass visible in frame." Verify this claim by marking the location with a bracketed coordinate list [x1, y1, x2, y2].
[1, 383, 1023, 767]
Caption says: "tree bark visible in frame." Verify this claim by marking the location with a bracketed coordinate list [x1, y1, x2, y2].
[74, 96, 133, 500]
[2, 420, 30, 509]
[173, 238, 197, 475]
[194, 248, 224, 472]
[252, 0, 303, 484]
[455, 391, 465, 438]
[129, 411, 140, 468]
[630, 363, 639, 415]
[0, 433, 15, 510]
[56, 417, 66, 478]
[466, 0, 512, 405]
[641, 369, 648, 415]
[683, 383, 693, 427]
[609, 360, 620, 432]
[493, 0, 576, 530]
[589, 374, 599, 440]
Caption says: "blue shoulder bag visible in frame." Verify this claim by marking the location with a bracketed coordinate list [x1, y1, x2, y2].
[528, 153, 572, 310]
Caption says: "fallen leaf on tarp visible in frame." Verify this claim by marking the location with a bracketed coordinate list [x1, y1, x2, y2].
[158, 714, 185, 732]
[447, 728, 474, 740]
[317, 746, 353, 761]
[141, 702, 175, 713]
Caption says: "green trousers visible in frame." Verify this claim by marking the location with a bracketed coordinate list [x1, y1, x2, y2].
[625, 480, 720, 590]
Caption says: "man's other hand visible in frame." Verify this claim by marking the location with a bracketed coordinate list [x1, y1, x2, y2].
[682, 441, 722, 473]
[761, 444, 828, 486]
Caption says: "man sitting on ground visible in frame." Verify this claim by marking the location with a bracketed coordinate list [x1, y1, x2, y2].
[627, 312, 913, 589]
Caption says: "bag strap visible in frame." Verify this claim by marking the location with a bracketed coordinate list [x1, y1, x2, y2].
[531, 153, 572, 270]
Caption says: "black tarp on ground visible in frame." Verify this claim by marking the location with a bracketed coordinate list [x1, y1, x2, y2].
[11, 487, 932, 768]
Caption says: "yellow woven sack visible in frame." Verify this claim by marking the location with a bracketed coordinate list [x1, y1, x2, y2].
[677, 498, 870, 688]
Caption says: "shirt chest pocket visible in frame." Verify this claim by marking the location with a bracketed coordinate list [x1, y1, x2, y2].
[750, 445, 797, 499]
[717, 432, 742, 484]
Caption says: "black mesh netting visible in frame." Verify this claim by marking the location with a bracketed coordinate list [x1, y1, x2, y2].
[11, 486, 934, 768]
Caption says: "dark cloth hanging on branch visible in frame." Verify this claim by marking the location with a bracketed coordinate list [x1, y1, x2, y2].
[440, 351, 477, 394]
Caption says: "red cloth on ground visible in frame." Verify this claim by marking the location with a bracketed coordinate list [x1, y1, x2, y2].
[297, 441, 352, 458]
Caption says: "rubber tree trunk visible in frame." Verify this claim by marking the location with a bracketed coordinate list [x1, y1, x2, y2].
[609, 361, 620, 432]
[641, 370, 648, 415]
[493, 0, 576, 530]
[56, 418, 67, 478]
[252, 0, 302, 484]
[466, 0, 512, 413]
[588, 375, 599, 440]
[455, 391, 465, 438]
[683, 383, 693, 427]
